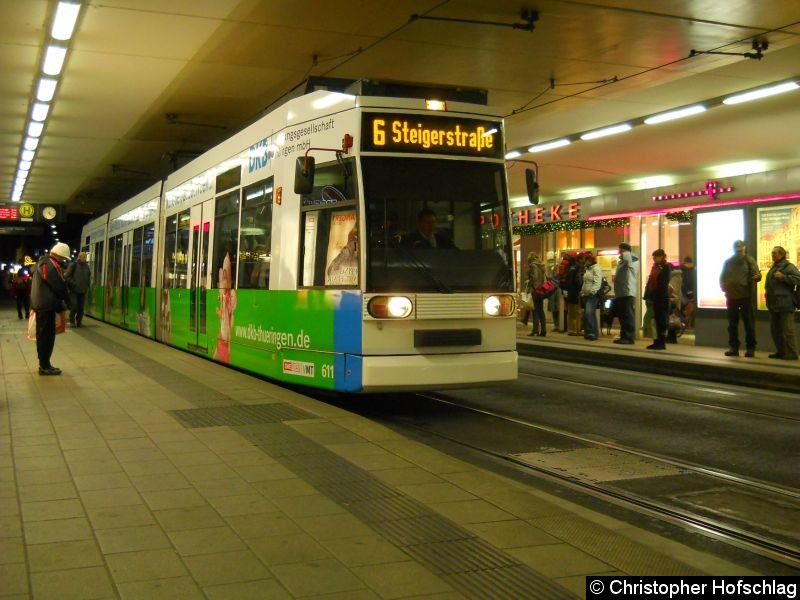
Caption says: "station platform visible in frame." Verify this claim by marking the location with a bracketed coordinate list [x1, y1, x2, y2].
[1, 304, 761, 599]
[515, 322, 800, 395]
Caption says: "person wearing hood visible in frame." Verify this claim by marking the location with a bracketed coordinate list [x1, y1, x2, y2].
[764, 245, 800, 360]
[31, 243, 71, 375]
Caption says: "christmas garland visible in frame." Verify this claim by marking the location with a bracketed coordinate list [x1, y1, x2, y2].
[664, 210, 694, 222]
[513, 217, 628, 236]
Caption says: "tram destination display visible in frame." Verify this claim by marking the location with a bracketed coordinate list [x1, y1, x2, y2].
[362, 113, 504, 159]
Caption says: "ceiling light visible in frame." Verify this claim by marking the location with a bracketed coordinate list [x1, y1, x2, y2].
[11, 191, 22, 201]
[562, 187, 601, 200]
[722, 81, 799, 105]
[24, 137, 39, 151]
[16, 170, 28, 180]
[43, 45, 67, 75]
[625, 175, 675, 190]
[36, 78, 58, 102]
[28, 122, 44, 137]
[504, 151, 521, 159]
[51, 2, 81, 40]
[21, 150, 35, 162]
[709, 160, 767, 178]
[483, 128, 498, 137]
[32, 103, 50, 122]
[644, 104, 706, 124]
[19, 161, 32, 171]
[528, 138, 571, 153]
[580, 123, 632, 140]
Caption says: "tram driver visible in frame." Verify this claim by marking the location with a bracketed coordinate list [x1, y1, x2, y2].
[404, 208, 455, 249]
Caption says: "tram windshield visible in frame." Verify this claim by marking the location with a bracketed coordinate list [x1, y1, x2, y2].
[363, 157, 513, 293]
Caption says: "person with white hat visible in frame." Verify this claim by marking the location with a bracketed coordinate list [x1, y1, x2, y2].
[31, 243, 71, 375]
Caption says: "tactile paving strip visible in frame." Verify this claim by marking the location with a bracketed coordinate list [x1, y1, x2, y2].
[168, 403, 314, 428]
[88, 328, 576, 599]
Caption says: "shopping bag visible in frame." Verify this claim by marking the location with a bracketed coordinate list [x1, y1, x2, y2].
[26, 311, 36, 341]
[56, 311, 67, 335]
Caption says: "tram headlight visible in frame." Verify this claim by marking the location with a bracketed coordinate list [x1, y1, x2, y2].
[367, 296, 413, 319]
[484, 294, 515, 317]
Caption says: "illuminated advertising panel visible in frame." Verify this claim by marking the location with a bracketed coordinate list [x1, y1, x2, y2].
[756, 204, 800, 309]
[696, 209, 744, 308]
[361, 113, 504, 159]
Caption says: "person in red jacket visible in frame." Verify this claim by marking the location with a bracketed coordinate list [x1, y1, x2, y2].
[12, 268, 32, 319]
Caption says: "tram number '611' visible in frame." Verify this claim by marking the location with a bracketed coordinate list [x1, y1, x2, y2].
[321, 364, 334, 379]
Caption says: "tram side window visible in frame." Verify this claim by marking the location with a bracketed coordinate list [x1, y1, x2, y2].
[142, 224, 154, 288]
[93, 241, 104, 285]
[238, 180, 273, 289]
[175, 211, 190, 288]
[212, 191, 240, 289]
[300, 160, 359, 288]
[163, 215, 177, 289]
[130, 227, 143, 288]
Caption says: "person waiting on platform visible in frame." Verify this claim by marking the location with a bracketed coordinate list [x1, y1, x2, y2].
[31, 243, 71, 376]
[524, 252, 547, 337]
[613, 243, 640, 345]
[404, 208, 455, 249]
[643, 249, 672, 350]
[719, 240, 761, 358]
[579, 251, 602, 341]
[679, 256, 697, 328]
[764, 245, 800, 360]
[65, 252, 91, 327]
[12, 268, 32, 320]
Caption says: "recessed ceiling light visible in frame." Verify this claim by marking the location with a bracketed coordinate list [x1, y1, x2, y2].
[722, 81, 799, 105]
[580, 123, 632, 140]
[51, 2, 81, 41]
[528, 138, 571, 153]
[644, 104, 706, 125]
[43, 45, 67, 75]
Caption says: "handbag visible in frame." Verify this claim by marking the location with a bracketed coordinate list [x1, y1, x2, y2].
[56, 311, 67, 335]
[534, 279, 556, 298]
[26, 311, 37, 341]
[25, 310, 67, 341]
[520, 291, 533, 310]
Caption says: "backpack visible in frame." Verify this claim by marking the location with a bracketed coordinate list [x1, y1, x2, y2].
[597, 277, 611, 299]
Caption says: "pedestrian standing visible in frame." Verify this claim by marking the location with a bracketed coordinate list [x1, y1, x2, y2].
[644, 249, 672, 350]
[719, 240, 761, 357]
[613, 242, 640, 344]
[65, 252, 91, 327]
[580, 252, 602, 340]
[12, 268, 32, 319]
[31, 243, 71, 375]
[764, 245, 800, 360]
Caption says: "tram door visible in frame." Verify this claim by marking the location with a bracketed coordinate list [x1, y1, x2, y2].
[188, 200, 214, 352]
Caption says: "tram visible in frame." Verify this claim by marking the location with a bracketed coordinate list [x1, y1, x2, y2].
[81, 81, 518, 392]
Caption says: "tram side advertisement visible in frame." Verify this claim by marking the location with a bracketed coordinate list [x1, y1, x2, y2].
[204, 288, 362, 391]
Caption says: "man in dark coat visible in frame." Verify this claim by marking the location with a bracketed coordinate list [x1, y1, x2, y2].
[643, 249, 672, 350]
[65, 252, 91, 326]
[719, 240, 761, 357]
[31, 243, 71, 375]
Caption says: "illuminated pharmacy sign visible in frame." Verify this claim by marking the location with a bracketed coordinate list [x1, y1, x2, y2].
[362, 113, 504, 158]
[513, 202, 581, 224]
[652, 180, 733, 202]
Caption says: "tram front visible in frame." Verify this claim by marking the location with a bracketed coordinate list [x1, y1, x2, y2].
[356, 110, 518, 391]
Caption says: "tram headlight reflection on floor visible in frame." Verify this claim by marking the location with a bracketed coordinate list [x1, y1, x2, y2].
[484, 294, 515, 317]
[367, 296, 413, 319]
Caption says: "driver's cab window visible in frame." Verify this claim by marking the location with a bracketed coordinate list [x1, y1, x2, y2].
[300, 158, 359, 287]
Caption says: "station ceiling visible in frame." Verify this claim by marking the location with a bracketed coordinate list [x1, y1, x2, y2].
[3, 0, 800, 217]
